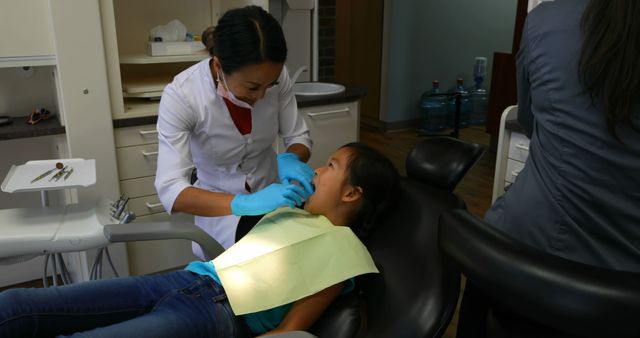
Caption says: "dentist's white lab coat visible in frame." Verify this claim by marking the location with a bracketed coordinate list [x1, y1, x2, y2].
[155, 58, 312, 254]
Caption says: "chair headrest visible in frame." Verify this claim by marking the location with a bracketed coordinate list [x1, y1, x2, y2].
[406, 137, 484, 192]
[438, 209, 640, 338]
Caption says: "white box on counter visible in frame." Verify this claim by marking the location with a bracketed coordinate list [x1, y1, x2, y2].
[147, 41, 205, 56]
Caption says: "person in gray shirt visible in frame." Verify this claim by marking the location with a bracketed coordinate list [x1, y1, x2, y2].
[458, 1, 640, 336]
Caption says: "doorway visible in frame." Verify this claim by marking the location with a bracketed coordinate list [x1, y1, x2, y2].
[335, 0, 384, 127]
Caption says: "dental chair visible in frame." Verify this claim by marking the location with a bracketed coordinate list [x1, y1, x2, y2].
[105, 136, 485, 338]
[438, 209, 640, 338]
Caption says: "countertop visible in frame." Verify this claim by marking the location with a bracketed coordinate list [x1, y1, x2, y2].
[0, 84, 367, 140]
[0, 115, 65, 141]
[295, 84, 366, 108]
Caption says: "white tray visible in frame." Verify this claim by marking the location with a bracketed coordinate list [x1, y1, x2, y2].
[1, 159, 96, 193]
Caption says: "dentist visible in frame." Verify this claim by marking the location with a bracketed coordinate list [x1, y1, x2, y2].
[155, 5, 314, 254]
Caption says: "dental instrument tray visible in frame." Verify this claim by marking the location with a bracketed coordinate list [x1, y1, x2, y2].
[1, 158, 96, 193]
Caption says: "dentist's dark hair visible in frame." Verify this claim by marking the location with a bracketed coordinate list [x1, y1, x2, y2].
[579, 0, 640, 140]
[202, 5, 287, 74]
[341, 143, 399, 240]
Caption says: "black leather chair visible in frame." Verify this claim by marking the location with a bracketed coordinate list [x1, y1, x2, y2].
[106, 137, 485, 338]
[406, 137, 485, 192]
[306, 137, 485, 338]
[438, 209, 640, 338]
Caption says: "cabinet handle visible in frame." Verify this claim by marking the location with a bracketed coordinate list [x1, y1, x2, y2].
[307, 108, 350, 119]
[515, 143, 529, 151]
[141, 151, 158, 158]
[146, 202, 163, 209]
[138, 129, 158, 136]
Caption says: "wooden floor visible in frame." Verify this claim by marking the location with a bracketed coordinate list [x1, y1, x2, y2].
[360, 125, 496, 338]
[360, 125, 495, 218]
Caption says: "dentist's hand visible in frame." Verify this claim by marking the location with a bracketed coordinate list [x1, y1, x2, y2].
[276, 152, 315, 196]
[230, 183, 307, 216]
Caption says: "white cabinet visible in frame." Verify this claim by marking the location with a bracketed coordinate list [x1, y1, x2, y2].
[277, 101, 360, 168]
[126, 212, 197, 276]
[0, 0, 55, 63]
[1, 0, 127, 284]
[49, 0, 121, 202]
[0, 0, 118, 207]
[100, 0, 268, 120]
[505, 131, 529, 184]
[113, 124, 196, 275]
[492, 105, 530, 202]
[302, 101, 360, 169]
[113, 124, 163, 218]
[507, 131, 530, 163]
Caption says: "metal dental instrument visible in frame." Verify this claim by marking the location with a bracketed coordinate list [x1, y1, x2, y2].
[54, 169, 67, 181]
[113, 197, 129, 220]
[119, 210, 136, 224]
[63, 167, 74, 180]
[31, 162, 64, 183]
[49, 165, 69, 181]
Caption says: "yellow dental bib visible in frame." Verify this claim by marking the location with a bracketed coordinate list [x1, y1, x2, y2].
[213, 208, 378, 315]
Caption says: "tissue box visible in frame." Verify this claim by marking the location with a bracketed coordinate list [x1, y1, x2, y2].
[147, 41, 205, 56]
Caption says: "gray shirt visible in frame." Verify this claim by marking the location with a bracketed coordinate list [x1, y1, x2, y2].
[485, 0, 640, 271]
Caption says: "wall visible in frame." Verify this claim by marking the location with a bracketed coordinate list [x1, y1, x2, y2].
[0, 67, 58, 117]
[317, 0, 336, 81]
[380, 0, 517, 123]
[272, 0, 314, 82]
[266, 0, 336, 82]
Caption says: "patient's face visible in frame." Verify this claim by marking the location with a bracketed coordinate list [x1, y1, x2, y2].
[304, 147, 354, 219]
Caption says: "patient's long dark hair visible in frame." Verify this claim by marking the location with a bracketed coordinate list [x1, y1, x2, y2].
[579, 0, 640, 140]
[341, 143, 399, 240]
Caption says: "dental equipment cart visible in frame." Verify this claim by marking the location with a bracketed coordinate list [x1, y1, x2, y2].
[1, 159, 131, 286]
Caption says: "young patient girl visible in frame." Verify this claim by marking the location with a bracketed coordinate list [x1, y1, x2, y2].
[0, 143, 398, 338]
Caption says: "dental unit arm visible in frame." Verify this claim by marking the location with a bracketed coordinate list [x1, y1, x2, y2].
[103, 220, 225, 261]
[0, 198, 117, 262]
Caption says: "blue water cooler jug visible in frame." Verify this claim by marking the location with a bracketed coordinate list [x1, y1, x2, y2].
[419, 80, 447, 132]
[469, 57, 489, 125]
[448, 78, 471, 128]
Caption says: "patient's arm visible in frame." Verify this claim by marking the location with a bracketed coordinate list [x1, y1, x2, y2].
[258, 282, 345, 337]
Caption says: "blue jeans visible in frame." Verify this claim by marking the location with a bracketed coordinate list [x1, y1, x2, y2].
[0, 270, 250, 337]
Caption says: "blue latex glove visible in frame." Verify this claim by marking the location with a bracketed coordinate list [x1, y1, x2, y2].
[276, 152, 315, 196]
[231, 183, 307, 216]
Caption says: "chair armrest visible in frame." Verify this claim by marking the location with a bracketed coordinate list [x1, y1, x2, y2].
[103, 221, 225, 260]
[438, 209, 640, 338]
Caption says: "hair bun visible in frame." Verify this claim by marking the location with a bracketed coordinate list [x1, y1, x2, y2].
[201, 26, 216, 52]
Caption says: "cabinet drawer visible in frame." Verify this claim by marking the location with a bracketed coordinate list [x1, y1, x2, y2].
[120, 176, 156, 199]
[508, 131, 530, 162]
[301, 102, 359, 169]
[505, 159, 526, 183]
[114, 124, 158, 148]
[128, 194, 165, 217]
[116, 144, 158, 180]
